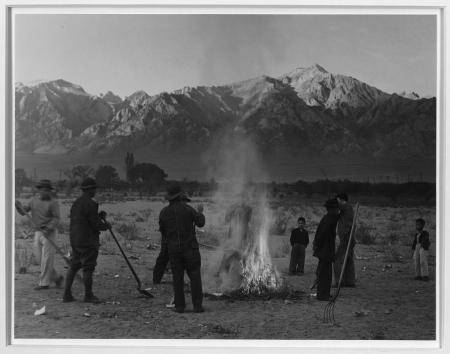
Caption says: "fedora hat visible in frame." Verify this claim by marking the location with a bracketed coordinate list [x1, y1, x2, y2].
[80, 177, 98, 190]
[165, 184, 184, 201]
[36, 179, 54, 190]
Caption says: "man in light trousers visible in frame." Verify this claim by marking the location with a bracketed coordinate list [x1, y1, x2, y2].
[16, 179, 63, 290]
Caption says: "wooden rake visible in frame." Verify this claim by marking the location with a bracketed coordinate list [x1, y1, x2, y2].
[324, 203, 360, 325]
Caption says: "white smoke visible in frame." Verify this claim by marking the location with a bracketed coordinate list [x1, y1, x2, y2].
[202, 132, 281, 293]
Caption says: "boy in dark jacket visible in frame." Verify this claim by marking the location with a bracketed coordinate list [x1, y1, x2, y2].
[63, 178, 110, 303]
[289, 217, 309, 275]
[412, 218, 431, 281]
[313, 199, 340, 301]
[159, 184, 205, 313]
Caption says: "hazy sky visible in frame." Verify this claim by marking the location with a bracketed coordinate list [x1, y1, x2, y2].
[14, 14, 437, 98]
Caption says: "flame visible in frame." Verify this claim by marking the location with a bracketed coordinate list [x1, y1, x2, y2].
[239, 197, 282, 295]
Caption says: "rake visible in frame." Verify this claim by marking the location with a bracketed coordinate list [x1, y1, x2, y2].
[102, 216, 154, 298]
[323, 203, 360, 325]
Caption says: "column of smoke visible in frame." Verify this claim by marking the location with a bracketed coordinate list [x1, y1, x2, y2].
[202, 133, 281, 293]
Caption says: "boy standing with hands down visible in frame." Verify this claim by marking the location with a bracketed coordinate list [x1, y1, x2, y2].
[412, 218, 431, 281]
[289, 217, 309, 275]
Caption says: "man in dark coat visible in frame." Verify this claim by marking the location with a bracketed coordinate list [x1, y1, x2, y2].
[63, 178, 110, 303]
[159, 185, 205, 313]
[313, 198, 340, 301]
[153, 193, 191, 284]
[289, 217, 309, 275]
[333, 193, 356, 287]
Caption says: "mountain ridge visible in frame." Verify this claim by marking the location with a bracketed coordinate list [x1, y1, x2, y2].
[14, 64, 436, 180]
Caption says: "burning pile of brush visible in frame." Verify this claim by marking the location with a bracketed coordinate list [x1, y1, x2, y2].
[212, 195, 283, 296]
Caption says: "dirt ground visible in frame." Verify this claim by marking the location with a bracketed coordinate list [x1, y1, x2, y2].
[13, 199, 436, 340]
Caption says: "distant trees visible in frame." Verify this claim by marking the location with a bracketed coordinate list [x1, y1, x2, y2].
[15, 168, 31, 195]
[95, 165, 120, 188]
[128, 162, 168, 192]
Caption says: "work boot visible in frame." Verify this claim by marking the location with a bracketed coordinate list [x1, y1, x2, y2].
[84, 295, 101, 304]
[34, 285, 49, 290]
[422, 276, 430, 282]
[414, 276, 422, 280]
[193, 306, 205, 313]
[62, 293, 76, 303]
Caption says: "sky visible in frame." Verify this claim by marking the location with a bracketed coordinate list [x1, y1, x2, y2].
[14, 14, 437, 98]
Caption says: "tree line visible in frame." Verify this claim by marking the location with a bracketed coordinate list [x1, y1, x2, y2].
[15, 152, 435, 203]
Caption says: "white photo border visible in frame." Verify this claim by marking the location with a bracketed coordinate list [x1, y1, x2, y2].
[1, 1, 448, 353]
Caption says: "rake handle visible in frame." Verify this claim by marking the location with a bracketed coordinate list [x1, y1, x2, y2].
[103, 220, 142, 289]
[335, 203, 360, 298]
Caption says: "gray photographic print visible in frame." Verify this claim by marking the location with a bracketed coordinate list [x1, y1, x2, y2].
[13, 13, 437, 340]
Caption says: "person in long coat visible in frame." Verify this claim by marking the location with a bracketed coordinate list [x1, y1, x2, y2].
[313, 198, 340, 301]
[333, 193, 356, 287]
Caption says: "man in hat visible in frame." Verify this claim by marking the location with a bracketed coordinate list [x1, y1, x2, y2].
[159, 185, 205, 313]
[15, 179, 63, 290]
[333, 193, 356, 287]
[312, 198, 340, 301]
[63, 177, 110, 303]
[153, 193, 191, 285]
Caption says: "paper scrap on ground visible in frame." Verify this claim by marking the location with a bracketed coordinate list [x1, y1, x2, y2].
[34, 306, 46, 316]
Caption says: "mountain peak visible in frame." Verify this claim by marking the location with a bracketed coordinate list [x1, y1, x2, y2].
[308, 63, 328, 73]
[397, 91, 421, 100]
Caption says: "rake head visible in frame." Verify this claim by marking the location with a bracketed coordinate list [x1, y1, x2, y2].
[323, 294, 337, 325]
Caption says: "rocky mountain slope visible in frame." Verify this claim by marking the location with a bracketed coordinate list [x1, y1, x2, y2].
[15, 65, 436, 163]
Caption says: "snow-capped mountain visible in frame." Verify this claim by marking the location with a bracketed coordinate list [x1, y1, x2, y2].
[15, 65, 436, 163]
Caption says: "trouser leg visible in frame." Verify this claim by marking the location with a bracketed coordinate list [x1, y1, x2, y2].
[81, 248, 99, 298]
[288, 246, 297, 273]
[317, 259, 332, 299]
[185, 248, 203, 310]
[414, 247, 421, 277]
[33, 231, 42, 272]
[419, 248, 429, 277]
[169, 252, 186, 310]
[298, 244, 306, 273]
[64, 249, 81, 297]
[153, 242, 169, 283]
[39, 231, 59, 286]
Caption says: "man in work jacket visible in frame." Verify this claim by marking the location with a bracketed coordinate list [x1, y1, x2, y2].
[63, 178, 110, 303]
[159, 184, 205, 313]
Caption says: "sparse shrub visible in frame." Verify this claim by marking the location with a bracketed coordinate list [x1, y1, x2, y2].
[116, 222, 140, 240]
[99, 233, 118, 255]
[384, 244, 407, 263]
[355, 224, 377, 245]
[386, 233, 400, 245]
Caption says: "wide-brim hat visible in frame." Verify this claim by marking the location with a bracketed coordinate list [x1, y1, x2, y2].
[180, 192, 191, 202]
[80, 177, 98, 190]
[324, 198, 339, 209]
[36, 179, 54, 190]
[165, 184, 184, 201]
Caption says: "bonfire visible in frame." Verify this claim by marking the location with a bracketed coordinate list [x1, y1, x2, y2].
[217, 195, 283, 296]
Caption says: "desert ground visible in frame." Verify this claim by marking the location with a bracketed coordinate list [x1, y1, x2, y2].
[13, 196, 436, 340]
